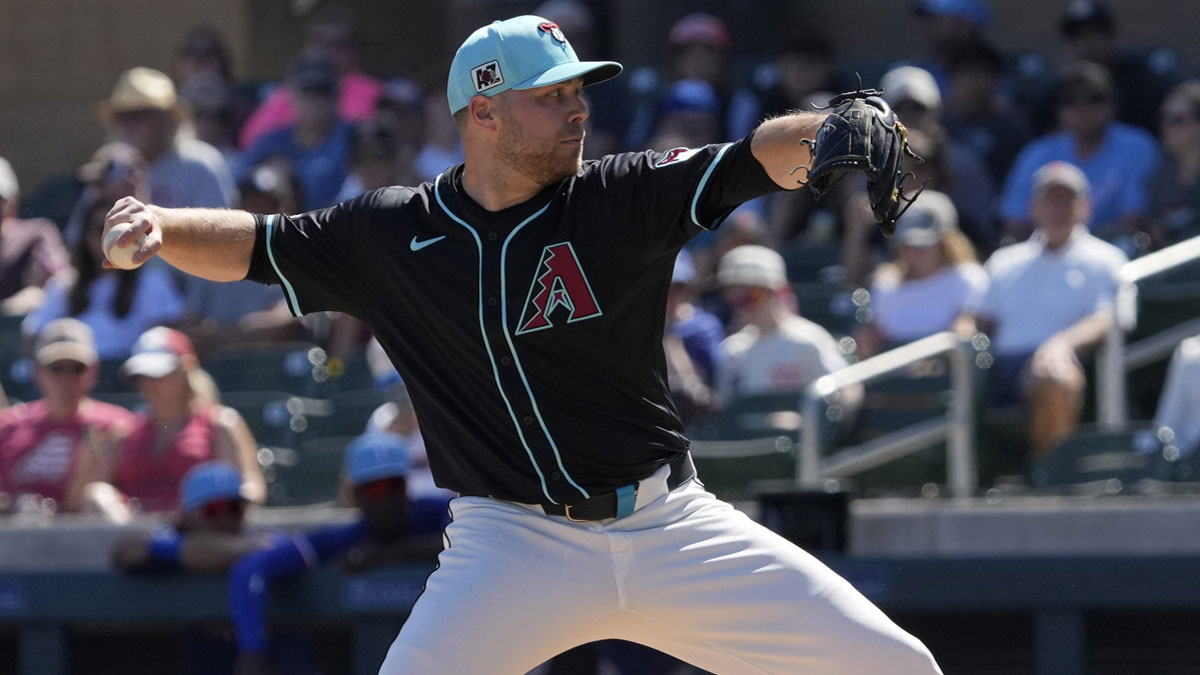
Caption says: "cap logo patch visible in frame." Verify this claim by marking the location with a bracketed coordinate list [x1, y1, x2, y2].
[655, 147, 701, 167]
[472, 61, 504, 93]
[539, 21, 566, 43]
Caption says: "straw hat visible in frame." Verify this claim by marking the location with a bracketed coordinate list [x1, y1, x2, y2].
[98, 67, 184, 120]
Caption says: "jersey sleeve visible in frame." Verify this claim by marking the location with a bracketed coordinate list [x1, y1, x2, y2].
[243, 189, 400, 317]
[600, 132, 783, 244]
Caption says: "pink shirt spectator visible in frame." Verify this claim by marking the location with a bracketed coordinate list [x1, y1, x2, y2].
[115, 402, 218, 512]
[0, 399, 135, 504]
[238, 70, 382, 149]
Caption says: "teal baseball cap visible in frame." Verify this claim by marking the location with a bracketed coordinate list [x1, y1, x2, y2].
[447, 15, 622, 114]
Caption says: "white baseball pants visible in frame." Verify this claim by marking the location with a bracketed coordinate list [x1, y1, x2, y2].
[379, 467, 941, 674]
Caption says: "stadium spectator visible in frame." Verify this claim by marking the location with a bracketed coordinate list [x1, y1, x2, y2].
[335, 119, 406, 203]
[238, 2, 382, 150]
[942, 40, 1033, 190]
[964, 161, 1127, 458]
[22, 143, 185, 360]
[78, 327, 265, 518]
[0, 155, 69, 315]
[1154, 334, 1200, 459]
[999, 62, 1159, 248]
[1057, 0, 1175, 134]
[1148, 80, 1200, 245]
[906, 0, 993, 98]
[715, 245, 852, 406]
[646, 78, 724, 152]
[0, 319, 135, 513]
[878, 65, 996, 246]
[178, 162, 304, 356]
[664, 249, 721, 424]
[111, 438, 442, 673]
[534, 0, 632, 158]
[625, 13, 760, 150]
[854, 191, 987, 359]
[179, 73, 241, 169]
[363, 337, 457, 510]
[238, 57, 353, 211]
[172, 24, 234, 88]
[100, 67, 237, 210]
[413, 90, 465, 182]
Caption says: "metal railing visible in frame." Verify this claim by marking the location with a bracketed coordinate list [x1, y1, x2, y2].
[1098, 236, 1200, 428]
[799, 332, 977, 497]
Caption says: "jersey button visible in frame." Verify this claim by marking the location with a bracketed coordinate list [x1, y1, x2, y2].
[500, 356, 511, 366]
[487, 297, 498, 307]
[522, 416, 534, 426]
[486, 232, 499, 242]
[551, 472, 562, 481]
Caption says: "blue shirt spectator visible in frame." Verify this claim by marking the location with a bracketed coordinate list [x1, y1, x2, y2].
[238, 57, 353, 211]
[238, 121, 353, 211]
[999, 62, 1160, 244]
[999, 122, 1158, 235]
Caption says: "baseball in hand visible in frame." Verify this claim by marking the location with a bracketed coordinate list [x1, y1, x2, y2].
[102, 223, 148, 270]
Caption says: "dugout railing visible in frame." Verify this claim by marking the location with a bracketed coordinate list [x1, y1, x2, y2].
[798, 331, 978, 497]
[1098, 235, 1200, 428]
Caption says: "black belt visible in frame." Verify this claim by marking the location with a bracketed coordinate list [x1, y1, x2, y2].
[541, 452, 696, 521]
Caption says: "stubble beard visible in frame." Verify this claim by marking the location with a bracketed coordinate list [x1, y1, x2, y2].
[496, 112, 582, 187]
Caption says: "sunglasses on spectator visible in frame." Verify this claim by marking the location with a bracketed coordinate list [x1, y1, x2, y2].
[358, 477, 406, 502]
[45, 361, 88, 375]
[200, 498, 245, 520]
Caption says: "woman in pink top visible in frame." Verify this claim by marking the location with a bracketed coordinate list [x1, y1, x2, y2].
[238, 4, 382, 149]
[77, 327, 265, 518]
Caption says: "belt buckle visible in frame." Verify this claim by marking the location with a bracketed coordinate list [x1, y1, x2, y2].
[563, 502, 587, 522]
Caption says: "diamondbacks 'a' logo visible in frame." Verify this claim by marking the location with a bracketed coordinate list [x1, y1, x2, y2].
[516, 242, 602, 335]
[472, 61, 504, 93]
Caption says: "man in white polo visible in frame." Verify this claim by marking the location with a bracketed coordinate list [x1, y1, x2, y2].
[965, 161, 1127, 458]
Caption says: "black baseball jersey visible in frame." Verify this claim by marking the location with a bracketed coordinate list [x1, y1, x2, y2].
[244, 134, 782, 504]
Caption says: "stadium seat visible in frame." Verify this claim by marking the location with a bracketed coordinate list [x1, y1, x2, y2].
[1029, 422, 1170, 493]
[301, 388, 385, 438]
[689, 392, 805, 442]
[221, 390, 314, 448]
[266, 435, 354, 506]
[203, 343, 328, 396]
[690, 436, 796, 502]
[790, 283, 862, 338]
[688, 393, 805, 501]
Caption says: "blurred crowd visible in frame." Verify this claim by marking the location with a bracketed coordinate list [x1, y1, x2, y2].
[3, 0, 1200, 520]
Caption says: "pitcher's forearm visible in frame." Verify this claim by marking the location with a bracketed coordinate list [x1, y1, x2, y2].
[151, 206, 257, 281]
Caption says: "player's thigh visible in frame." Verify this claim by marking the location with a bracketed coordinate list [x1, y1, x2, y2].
[379, 497, 617, 675]
[623, 487, 941, 674]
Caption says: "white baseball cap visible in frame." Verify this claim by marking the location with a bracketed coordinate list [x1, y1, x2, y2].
[717, 245, 788, 289]
[447, 15, 622, 114]
[892, 190, 958, 247]
[880, 66, 942, 110]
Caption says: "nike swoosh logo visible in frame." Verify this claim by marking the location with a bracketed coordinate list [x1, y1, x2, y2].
[410, 235, 446, 252]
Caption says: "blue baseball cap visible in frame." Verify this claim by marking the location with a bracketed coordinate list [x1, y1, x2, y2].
[447, 15, 622, 114]
[344, 432, 411, 486]
[180, 461, 246, 512]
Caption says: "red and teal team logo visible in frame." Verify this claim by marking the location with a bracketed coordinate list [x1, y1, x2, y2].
[516, 242, 602, 335]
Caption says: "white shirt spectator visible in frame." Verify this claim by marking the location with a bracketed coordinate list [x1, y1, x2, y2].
[148, 137, 238, 209]
[1155, 335, 1200, 457]
[718, 315, 847, 402]
[973, 226, 1126, 356]
[870, 263, 988, 343]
